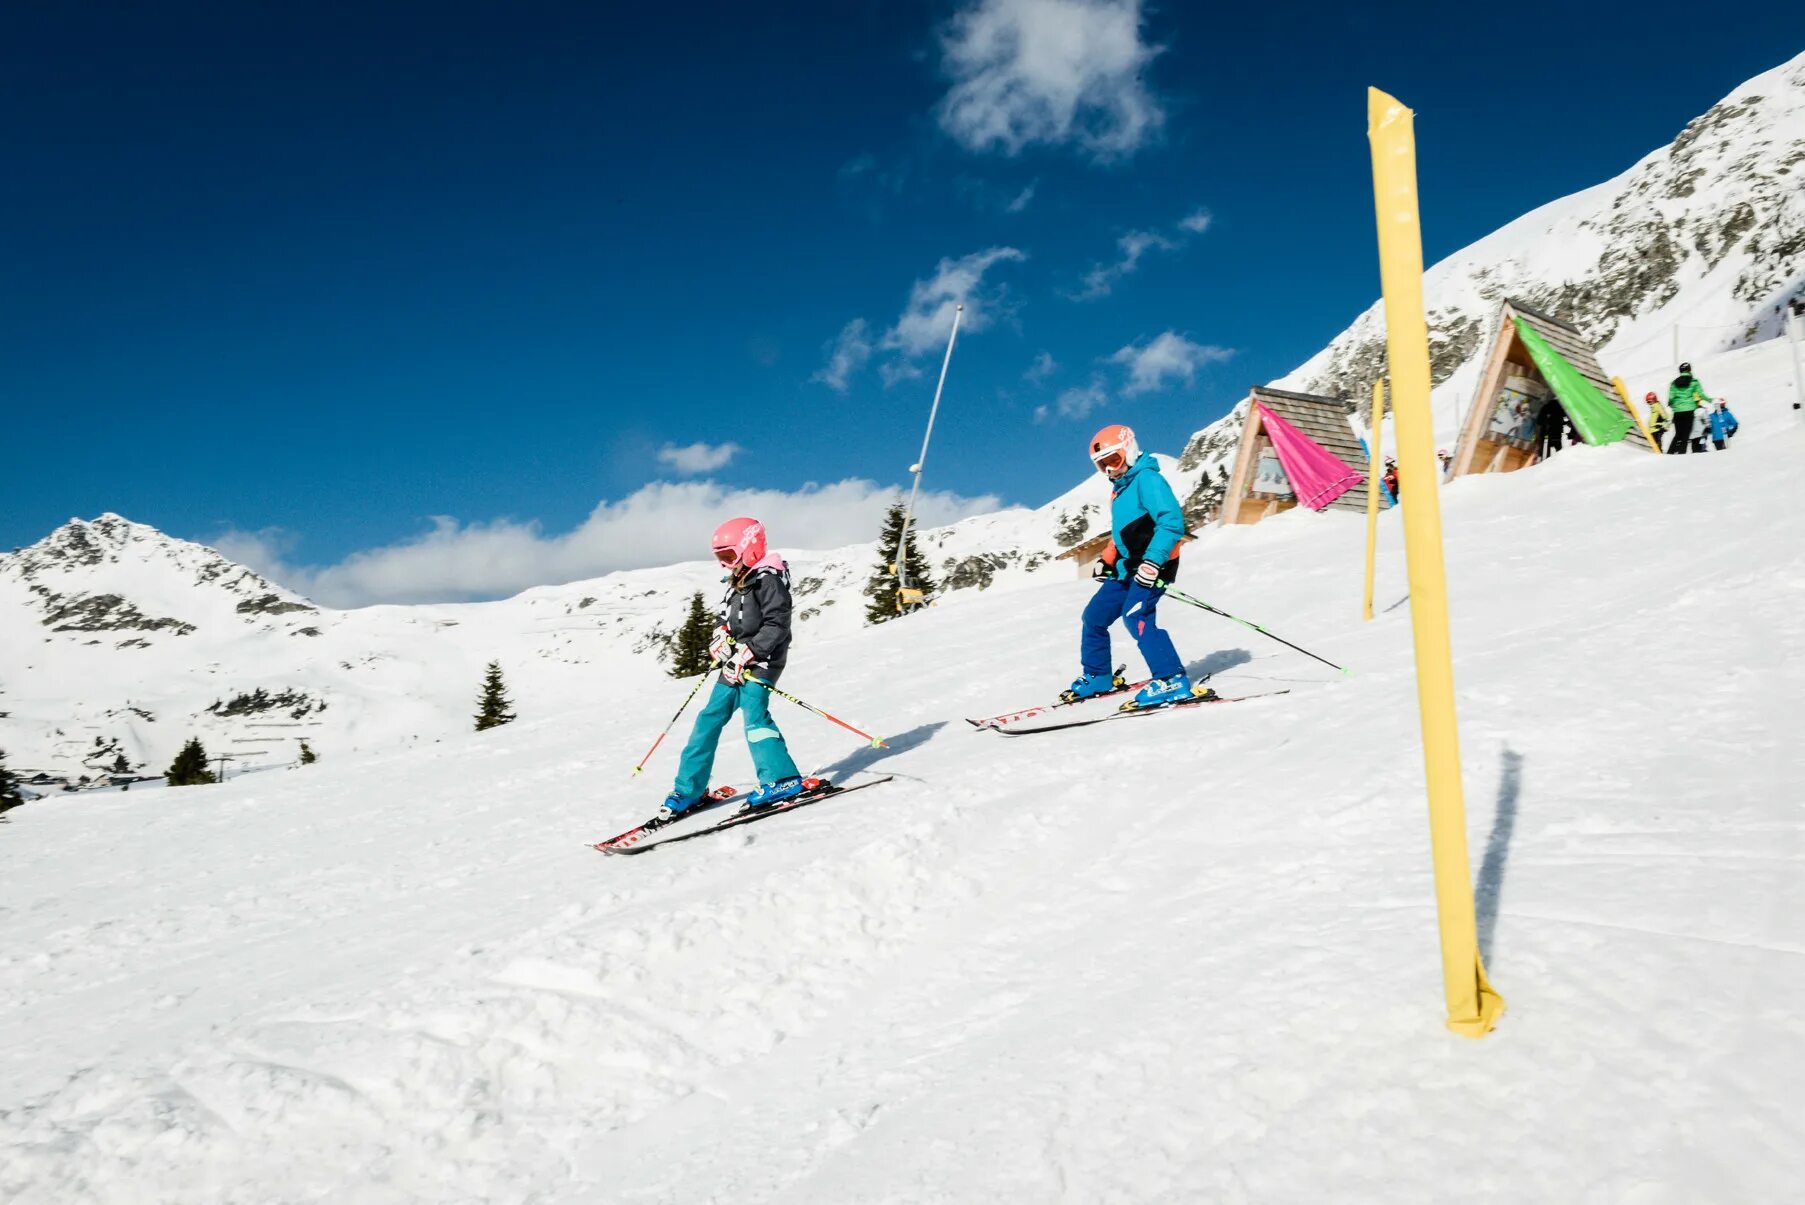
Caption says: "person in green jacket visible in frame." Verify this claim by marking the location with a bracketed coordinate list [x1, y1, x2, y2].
[1665, 362, 1711, 455]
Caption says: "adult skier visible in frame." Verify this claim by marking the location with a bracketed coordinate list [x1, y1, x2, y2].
[1666, 362, 1711, 455]
[1063, 424, 1213, 710]
[659, 517, 808, 820]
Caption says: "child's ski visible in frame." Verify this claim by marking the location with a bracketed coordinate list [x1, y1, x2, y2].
[987, 691, 1291, 736]
[592, 784, 740, 853]
[598, 776, 894, 856]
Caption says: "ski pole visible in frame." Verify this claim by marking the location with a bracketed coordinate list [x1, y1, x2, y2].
[1156, 584, 1352, 677]
[741, 672, 887, 748]
[631, 669, 714, 776]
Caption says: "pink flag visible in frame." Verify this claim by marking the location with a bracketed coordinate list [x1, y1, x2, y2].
[1254, 402, 1364, 511]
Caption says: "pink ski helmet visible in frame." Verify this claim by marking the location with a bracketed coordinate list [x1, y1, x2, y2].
[711, 516, 766, 569]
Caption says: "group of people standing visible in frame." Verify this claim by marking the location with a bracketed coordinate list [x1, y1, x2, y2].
[1645, 362, 1739, 453]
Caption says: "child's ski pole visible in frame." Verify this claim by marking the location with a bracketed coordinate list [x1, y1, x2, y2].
[741, 672, 887, 748]
[631, 670, 714, 776]
[1157, 584, 1351, 676]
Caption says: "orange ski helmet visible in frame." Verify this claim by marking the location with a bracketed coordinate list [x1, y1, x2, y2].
[1089, 424, 1139, 479]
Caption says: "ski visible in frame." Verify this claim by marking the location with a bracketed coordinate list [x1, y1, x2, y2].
[591, 784, 741, 853]
[966, 665, 1148, 730]
[987, 690, 1291, 736]
[599, 776, 894, 856]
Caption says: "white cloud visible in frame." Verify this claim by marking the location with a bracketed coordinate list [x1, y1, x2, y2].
[1024, 350, 1059, 381]
[816, 246, 1025, 392]
[1179, 207, 1213, 233]
[656, 441, 741, 474]
[1071, 228, 1176, 301]
[811, 318, 874, 392]
[1110, 331, 1234, 396]
[219, 480, 1003, 608]
[1005, 180, 1039, 212]
[1051, 377, 1109, 420]
[881, 245, 1026, 357]
[880, 359, 926, 389]
[838, 152, 878, 179]
[936, 0, 1164, 161]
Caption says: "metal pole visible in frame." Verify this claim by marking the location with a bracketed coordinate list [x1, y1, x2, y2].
[1789, 300, 1804, 412]
[897, 303, 963, 602]
[1362, 379, 1384, 622]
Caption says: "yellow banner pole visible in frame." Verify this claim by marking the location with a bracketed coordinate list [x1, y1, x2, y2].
[1611, 376, 1661, 453]
[1367, 87, 1504, 1037]
[1362, 379, 1385, 622]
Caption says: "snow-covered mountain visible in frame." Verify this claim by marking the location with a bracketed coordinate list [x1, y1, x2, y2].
[0, 470, 1191, 782]
[1175, 48, 1805, 483]
[6, 50, 1802, 783]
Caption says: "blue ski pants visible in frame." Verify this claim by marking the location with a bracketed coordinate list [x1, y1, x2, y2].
[1082, 577, 1184, 680]
[673, 677, 800, 799]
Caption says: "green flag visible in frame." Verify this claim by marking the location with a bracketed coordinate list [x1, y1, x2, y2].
[1513, 318, 1633, 446]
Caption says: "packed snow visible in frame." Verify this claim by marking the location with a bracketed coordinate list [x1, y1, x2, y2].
[4, 339, 1800, 1201]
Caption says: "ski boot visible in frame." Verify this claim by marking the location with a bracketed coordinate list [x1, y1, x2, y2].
[648, 790, 704, 831]
[741, 775, 812, 814]
[1060, 670, 1128, 704]
[1123, 674, 1216, 711]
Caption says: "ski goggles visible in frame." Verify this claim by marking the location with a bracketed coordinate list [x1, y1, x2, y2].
[712, 547, 739, 566]
[1091, 449, 1129, 475]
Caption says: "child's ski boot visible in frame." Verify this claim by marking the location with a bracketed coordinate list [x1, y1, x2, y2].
[739, 775, 826, 814]
[1059, 670, 1128, 704]
[1122, 674, 1217, 711]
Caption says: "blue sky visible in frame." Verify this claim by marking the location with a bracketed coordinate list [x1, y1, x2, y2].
[2, 2, 1788, 604]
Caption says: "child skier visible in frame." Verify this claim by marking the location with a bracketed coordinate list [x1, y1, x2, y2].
[1644, 391, 1671, 450]
[1063, 424, 1213, 711]
[659, 517, 808, 820]
[1707, 400, 1739, 450]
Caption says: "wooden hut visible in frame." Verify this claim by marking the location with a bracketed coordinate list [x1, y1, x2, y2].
[1218, 387, 1375, 526]
[1450, 299, 1656, 479]
[1054, 531, 1116, 579]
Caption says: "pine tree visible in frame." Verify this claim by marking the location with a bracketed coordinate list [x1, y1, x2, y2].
[299, 740, 317, 765]
[863, 501, 936, 624]
[473, 661, 517, 731]
[111, 753, 129, 775]
[0, 749, 25, 814]
[165, 737, 216, 787]
[669, 591, 716, 678]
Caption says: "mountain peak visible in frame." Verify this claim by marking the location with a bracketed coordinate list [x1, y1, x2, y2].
[2, 513, 318, 629]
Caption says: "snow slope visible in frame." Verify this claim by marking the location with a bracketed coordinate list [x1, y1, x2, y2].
[3, 349, 1799, 1202]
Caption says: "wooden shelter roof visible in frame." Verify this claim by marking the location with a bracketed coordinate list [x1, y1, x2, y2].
[1246, 387, 1371, 515]
[1451, 298, 1656, 479]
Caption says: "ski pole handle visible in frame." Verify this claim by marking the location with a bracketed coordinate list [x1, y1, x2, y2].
[741, 672, 888, 748]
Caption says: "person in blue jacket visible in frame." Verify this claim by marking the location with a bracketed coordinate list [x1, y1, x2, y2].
[1063, 424, 1213, 711]
[1706, 400, 1739, 450]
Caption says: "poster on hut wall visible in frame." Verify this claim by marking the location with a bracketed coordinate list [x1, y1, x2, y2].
[1250, 447, 1295, 498]
[1485, 370, 1545, 450]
